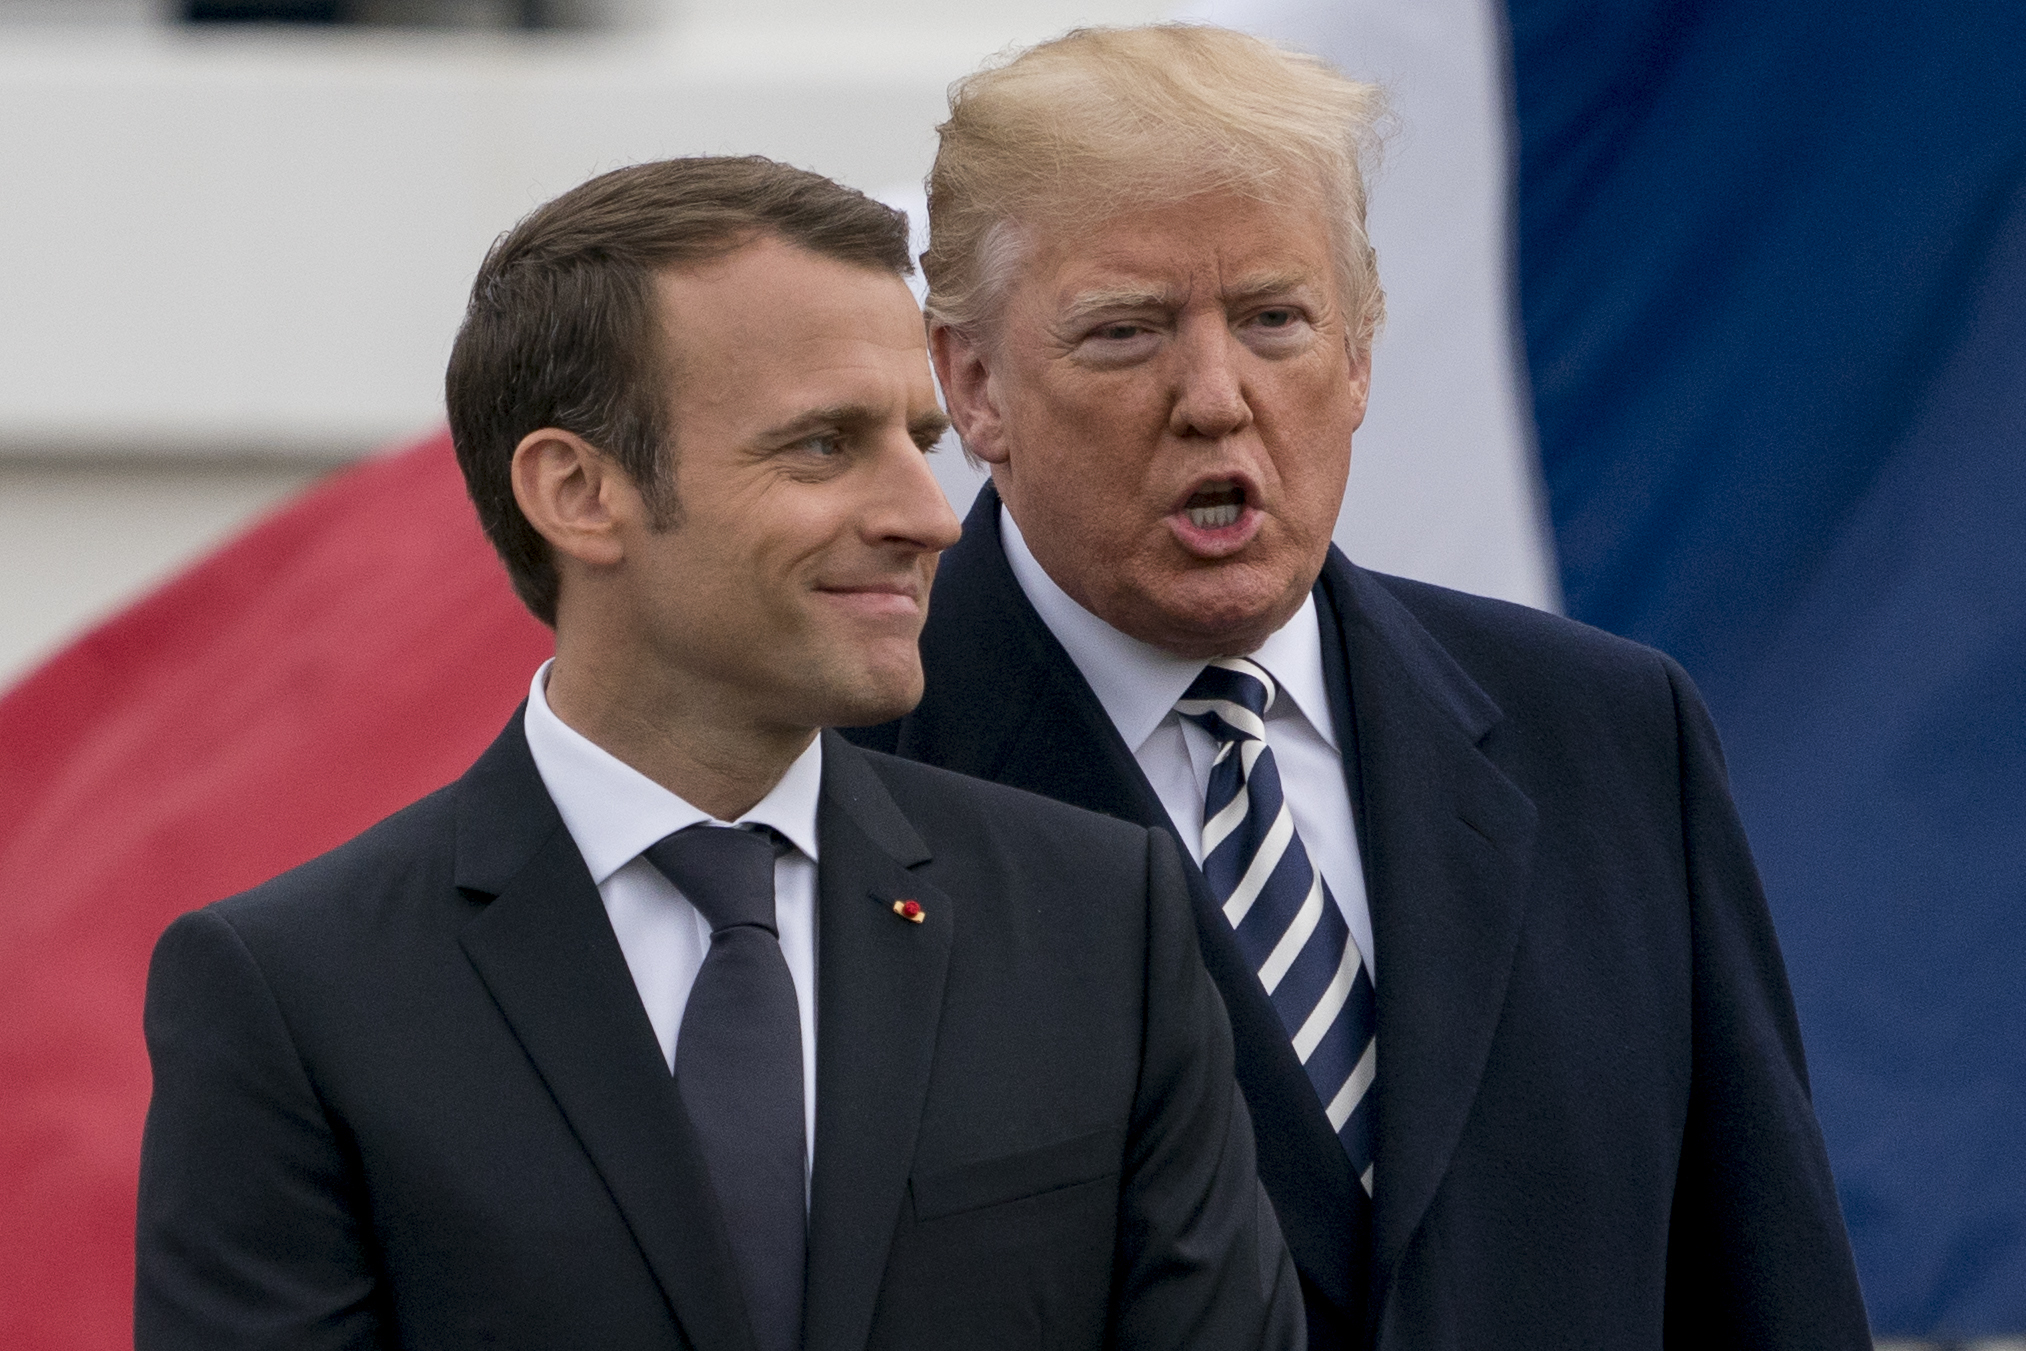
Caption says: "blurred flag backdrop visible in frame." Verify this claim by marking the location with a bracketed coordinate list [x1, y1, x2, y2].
[1511, 0, 2026, 1333]
[1217, 0, 2026, 1333]
[0, 435, 552, 1350]
[2, 0, 2023, 1343]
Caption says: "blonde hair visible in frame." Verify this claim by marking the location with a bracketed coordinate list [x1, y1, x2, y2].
[924, 24, 1388, 349]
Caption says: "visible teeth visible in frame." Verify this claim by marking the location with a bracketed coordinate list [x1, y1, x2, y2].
[1188, 503, 1242, 529]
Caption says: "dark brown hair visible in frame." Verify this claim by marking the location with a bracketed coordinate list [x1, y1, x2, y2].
[445, 155, 912, 624]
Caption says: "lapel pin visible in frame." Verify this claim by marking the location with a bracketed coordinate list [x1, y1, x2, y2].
[892, 898, 924, 924]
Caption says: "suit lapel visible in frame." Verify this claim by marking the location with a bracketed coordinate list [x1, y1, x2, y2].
[898, 487, 1367, 1315]
[1319, 557, 1539, 1312]
[894, 484, 1156, 826]
[906, 500, 1540, 1330]
[802, 733, 955, 1351]
[452, 712, 757, 1351]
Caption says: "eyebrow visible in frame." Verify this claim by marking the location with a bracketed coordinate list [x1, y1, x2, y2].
[757, 403, 952, 448]
[911, 409, 955, 445]
[1058, 286, 1183, 328]
[1058, 271, 1324, 326]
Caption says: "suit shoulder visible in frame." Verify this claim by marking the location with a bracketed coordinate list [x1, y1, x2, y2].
[1351, 569, 1726, 796]
[852, 744, 1150, 848]
[199, 781, 463, 942]
[1364, 569, 1684, 698]
[837, 718, 900, 754]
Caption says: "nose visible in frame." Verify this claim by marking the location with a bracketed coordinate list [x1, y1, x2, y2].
[1168, 315, 1253, 440]
[868, 428, 964, 553]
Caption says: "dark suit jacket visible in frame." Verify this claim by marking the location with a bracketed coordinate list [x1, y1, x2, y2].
[846, 484, 1871, 1349]
[136, 716, 1302, 1351]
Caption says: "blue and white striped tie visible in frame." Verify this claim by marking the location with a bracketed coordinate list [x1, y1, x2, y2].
[1179, 657, 1377, 1195]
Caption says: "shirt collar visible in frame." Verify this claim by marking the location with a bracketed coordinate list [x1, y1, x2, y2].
[521, 659, 823, 886]
[1000, 504, 1337, 752]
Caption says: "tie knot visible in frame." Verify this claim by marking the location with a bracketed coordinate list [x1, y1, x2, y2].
[1177, 657, 1277, 743]
[642, 824, 781, 934]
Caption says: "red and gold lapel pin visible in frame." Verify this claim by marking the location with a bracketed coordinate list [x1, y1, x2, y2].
[891, 898, 925, 924]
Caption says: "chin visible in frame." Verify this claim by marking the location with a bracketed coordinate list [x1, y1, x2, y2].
[817, 664, 925, 728]
[1138, 572, 1307, 656]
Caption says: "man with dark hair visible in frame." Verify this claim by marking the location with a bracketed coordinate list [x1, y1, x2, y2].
[136, 156, 1302, 1351]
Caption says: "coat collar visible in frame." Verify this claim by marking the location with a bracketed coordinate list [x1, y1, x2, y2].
[451, 708, 759, 1351]
[801, 731, 953, 1351]
[902, 486, 1539, 1328]
[450, 714, 957, 1351]
[1315, 556, 1538, 1312]
[899, 489, 1374, 1309]
[895, 483, 1163, 827]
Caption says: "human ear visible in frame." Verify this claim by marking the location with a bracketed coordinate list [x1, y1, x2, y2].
[1345, 343, 1372, 434]
[510, 429, 628, 569]
[930, 324, 1011, 465]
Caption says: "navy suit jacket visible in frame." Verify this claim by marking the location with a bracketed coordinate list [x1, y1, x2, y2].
[137, 718, 1302, 1351]
[846, 484, 1871, 1349]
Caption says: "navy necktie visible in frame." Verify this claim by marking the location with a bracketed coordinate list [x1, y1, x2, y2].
[1178, 657, 1378, 1195]
[644, 824, 805, 1351]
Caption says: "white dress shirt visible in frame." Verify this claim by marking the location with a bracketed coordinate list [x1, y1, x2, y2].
[1002, 507, 1375, 977]
[521, 660, 821, 1176]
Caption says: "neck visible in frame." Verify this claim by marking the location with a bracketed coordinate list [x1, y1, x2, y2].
[542, 647, 815, 822]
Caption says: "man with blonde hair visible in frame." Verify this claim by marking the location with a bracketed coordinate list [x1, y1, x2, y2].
[851, 24, 1871, 1350]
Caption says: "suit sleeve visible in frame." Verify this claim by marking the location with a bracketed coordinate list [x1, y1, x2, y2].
[1658, 656, 1872, 1348]
[137, 907, 388, 1351]
[1111, 829, 1306, 1351]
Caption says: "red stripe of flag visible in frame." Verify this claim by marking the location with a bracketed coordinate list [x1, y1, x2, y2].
[0, 431, 551, 1351]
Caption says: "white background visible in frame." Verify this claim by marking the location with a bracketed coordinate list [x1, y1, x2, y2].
[0, 0, 1557, 686]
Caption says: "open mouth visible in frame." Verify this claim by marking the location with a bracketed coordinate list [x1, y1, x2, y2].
[1183, 481, 1246, 530]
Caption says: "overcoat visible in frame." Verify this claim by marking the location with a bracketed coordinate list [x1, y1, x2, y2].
[848, 484, 1871, 1349]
